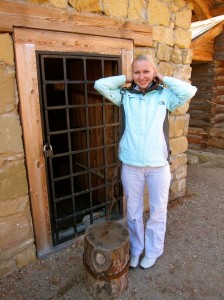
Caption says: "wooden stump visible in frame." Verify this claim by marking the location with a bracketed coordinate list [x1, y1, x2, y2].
[83, 221, 130, 299]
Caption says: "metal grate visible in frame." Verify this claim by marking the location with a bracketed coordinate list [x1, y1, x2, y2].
[36, 52, 123, 245]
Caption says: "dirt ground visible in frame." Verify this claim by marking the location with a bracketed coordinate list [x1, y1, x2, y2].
[0, 155, 224, 300]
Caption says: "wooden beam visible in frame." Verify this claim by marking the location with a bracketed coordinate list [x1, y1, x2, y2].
[191, 22, 224, 47]
[211, 6, 224, 18]
[0, 0, 152, 47]
[186, 0, 212, 20]
[192, 50, 213, 62]
[191, 39, 214, 62]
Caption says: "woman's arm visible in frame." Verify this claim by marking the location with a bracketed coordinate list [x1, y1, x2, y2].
[94, 75, 127, 106]
[162, 76, 197, 112]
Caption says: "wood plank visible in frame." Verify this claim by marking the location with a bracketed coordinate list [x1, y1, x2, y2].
[188, 127, 204, 135]
[192, 50, 213, 62]
[187, 134, 202, 145]
[14, 28, 133, 54]
[214, 52, 224, 60]
[193, 41, 214, 54]
[0, 0, 152, 46]
[14, 42, 52, 254]
[207, 137, 224, 149]
[189, 119, 210, 128]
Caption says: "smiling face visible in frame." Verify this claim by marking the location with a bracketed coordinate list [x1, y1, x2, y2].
[132, 59, 156, 92]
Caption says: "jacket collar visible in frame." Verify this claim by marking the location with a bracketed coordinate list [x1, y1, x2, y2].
[128, 79, 163, 95]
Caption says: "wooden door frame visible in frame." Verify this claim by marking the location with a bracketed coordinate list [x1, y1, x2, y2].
[14, 28, 133, 256]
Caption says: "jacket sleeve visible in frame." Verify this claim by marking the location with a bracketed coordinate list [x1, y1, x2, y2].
[94, 75, 126, 107]
[163, 76, 197, 112]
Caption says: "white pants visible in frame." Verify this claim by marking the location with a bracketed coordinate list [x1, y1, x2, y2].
[121, 163, 171, 259]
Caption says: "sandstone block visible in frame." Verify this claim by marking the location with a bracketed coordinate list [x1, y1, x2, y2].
[171, 102, 190, 115]
[69, 0, 102, 12]
[173, 0, 185, 8]
[172, 164, 187, 180]
[153, 26, 174, 46]
[175, 8, 192, 29]
[0, 260, 16, 278]
[0, 65, 15, 114]
[182, 49, 193, 64]
[0, 159, 28, 201]
[0, 114, 23, 153]
[128, 0, 145, 21]
[102, 0, 128, 18]
[170, 177, 186, 200]
[0, 238, 34, 261]
[0, 196, 29, 217]
[186, 1, 193, 9]
[157, 44, 172, 61]
[16, 245, 36, 268]
[170, 47, 182, 64]
[0, 205, 34, 250]
[147, 0, 170, 26]
[134, 48, 156, 58]
[173, 64, 192, 81]
[170, 153, 187, 172]
[169, 114, 190, 138]
[170, 136, 188, 155]
[170, 3, 180, 13]
[0, 34, 14, 65]
[187, 154, 199, 165]
[49, 0, 67, 9]
[174, 28, 191, 48]
[157, 62, 174, 77]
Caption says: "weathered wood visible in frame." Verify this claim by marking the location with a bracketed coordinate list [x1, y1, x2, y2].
[14, 28, 133, 54]
[186, 0, 212, 20]
[214, 52, 224, 60]
[209, 128, 224, 139]
[14, 42, 52, 254]
[189, 119, 210, 128]
[187, 134, 202, 145]
[207, 137, 224, 149]
[192, 50, 213, 62]
[211, 113, 224, 123]
[84, 221, 130, 299]
[188, 127, 204, 135]
[0, 0, 152, 46]
[213, 122, 224, 128]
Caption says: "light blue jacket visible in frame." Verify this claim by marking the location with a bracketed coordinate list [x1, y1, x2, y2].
[94, 75, 197, 167]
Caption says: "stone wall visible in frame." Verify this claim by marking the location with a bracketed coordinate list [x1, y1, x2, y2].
[0, 0, 194, 277]
[0, 34, 36, 277]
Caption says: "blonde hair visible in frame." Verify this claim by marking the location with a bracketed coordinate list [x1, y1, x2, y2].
[132, 54, 158, 70]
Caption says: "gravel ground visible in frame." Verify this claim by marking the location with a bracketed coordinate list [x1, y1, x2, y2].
[0, 159, 224, 300]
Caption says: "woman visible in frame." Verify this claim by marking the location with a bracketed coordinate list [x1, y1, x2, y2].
[94, 54, 197, 269]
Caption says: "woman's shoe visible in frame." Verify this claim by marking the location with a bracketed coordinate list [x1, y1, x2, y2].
[140, 256, 157, 269]
[130, 255, 140, 268]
